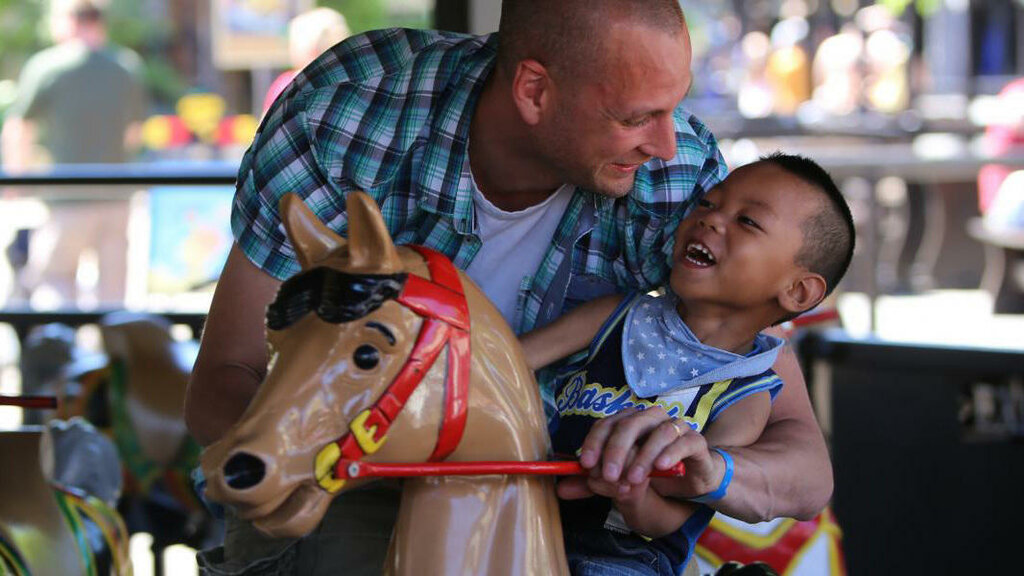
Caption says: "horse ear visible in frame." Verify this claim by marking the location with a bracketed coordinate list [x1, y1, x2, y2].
[279, 193, 347, 270]
[346, 191, 403, 274]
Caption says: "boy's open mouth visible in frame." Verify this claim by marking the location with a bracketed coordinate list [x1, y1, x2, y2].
[685, 241, 717, 267]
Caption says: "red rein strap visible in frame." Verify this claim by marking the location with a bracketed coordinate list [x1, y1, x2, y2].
[0, 395, 58, 409]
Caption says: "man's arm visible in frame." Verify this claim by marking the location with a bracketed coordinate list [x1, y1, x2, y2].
[573, 335, 833, 523]
[711, 341, 833, 521]
[185, 244, 282, 446]
[1, 117, 37, 172]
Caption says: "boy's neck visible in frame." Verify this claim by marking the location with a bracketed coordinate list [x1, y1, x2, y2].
[674, 299, 776, 355]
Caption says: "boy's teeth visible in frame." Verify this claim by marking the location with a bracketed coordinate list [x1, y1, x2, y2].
[686, 241, 716, 265]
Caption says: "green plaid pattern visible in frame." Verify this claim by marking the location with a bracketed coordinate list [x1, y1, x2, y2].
[232, 28, 727, 337]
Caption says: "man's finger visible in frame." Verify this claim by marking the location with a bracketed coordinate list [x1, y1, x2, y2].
[578, 406, 643, 469]
[652, 431, 710, 471]
[625, 418, 693, 484]
[593, 406, 672, 482]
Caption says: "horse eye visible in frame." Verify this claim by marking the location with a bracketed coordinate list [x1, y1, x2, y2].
[353, 345, 380, 370]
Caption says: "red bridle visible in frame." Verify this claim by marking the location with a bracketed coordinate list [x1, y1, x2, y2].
[315, 245, 471, 492]
[314, 246, 683, 493]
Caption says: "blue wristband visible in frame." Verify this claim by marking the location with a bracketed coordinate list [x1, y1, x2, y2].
[690, 448, 733, 504]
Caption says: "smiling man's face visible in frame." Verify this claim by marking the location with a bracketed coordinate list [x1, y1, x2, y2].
[532, 21, 693, 198]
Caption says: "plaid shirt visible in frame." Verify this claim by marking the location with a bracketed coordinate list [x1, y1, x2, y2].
[233, 28, 726, 386]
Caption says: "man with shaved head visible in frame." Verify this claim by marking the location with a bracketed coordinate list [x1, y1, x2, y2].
[188, 1, 832, 573]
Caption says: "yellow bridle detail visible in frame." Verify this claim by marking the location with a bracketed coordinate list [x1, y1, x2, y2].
[314, 443, 346, 493]
[351, 410, 387, 454]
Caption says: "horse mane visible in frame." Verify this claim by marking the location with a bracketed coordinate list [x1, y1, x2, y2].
[266, 267, 408, 330]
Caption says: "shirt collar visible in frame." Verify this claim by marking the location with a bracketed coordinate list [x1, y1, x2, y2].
[418, 34, 497, 235]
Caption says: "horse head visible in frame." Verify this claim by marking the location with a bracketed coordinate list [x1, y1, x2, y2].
[204, 192, 515, 537]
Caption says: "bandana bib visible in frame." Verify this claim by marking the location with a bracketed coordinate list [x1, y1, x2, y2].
[621, 293, 784, 398]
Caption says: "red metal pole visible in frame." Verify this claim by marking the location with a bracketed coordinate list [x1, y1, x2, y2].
[342, 460, 685, 479]
[0, 395, 58, 409]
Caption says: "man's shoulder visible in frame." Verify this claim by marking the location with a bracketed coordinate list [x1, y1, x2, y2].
[299, 28, 495, 91]
[20, 44, 80, 77]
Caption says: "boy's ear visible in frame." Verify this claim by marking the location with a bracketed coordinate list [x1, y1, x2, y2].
[779, 272, 828, 315]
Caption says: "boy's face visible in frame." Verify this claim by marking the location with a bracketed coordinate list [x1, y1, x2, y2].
[670, 162, 822, 313]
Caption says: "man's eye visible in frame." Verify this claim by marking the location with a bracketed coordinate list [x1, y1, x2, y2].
[624, 115, 652, 127]
[697, 199, 713, 209]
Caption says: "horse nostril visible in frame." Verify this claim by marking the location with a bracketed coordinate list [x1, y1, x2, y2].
[223, 452, 266, 490]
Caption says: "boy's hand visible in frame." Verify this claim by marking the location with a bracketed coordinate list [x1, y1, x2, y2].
[576, 406, 726, 499]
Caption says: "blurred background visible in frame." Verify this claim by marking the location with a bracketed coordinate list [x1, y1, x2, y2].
[0, 1, 1022, 575]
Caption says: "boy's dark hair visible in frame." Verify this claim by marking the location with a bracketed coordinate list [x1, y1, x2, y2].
[497, 0, 686, 80]
[759, 152, 856, 301]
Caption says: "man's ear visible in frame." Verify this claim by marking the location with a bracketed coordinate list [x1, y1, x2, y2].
[511, 59, 551, 126]
[779, 272, 828, 315]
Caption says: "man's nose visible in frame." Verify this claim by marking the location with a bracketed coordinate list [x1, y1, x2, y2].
[639, 115, 677, 161]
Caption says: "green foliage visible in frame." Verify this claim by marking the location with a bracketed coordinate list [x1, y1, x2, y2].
[318, 0, 389, 33]
[317, 0, 431, 34]
[877, 0, 942, 18]
[0, 1, 45, 79]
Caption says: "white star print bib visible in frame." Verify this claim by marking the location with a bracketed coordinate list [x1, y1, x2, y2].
[621, 293, 785, 398]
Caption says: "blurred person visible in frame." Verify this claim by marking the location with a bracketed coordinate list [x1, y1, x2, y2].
[0, 0, 147, 306]
[262, 7, 351, 113]
[1, 0, 146, 168]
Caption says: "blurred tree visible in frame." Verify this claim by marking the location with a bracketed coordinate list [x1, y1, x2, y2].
[105, 0, 188, 107]
[877, 0, 941, 17]
[318, 0, 432, 33]
[318, 0, 389, 33]
[0, 1, 45, 81]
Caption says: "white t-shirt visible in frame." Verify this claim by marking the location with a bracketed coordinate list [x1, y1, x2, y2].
[464, 182, 574, 329]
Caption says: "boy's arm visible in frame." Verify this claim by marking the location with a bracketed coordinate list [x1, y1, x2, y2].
[519, 294, 624, 371]
[607, 481, 700, 538]
[702, 391, 772, 447]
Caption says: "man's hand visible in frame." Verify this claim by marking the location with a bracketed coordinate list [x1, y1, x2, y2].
[572, 406, 727, 499]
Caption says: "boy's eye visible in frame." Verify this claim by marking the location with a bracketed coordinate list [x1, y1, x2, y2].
[739, 215, 761, 230]
[697, 198, 713, 209]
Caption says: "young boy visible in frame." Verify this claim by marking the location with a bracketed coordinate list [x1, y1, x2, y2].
[520, 152, 855, 575]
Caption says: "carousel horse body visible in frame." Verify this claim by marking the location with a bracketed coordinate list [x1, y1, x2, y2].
[56, 313, 216, 572]
[201, 192, 569, 575]
[0, 418, 130, 575]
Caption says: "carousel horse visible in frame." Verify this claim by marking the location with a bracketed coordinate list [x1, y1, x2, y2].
[201, 192, 569, 575]
[0, 417, 131, 575]
[56, 313, 217, 575]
